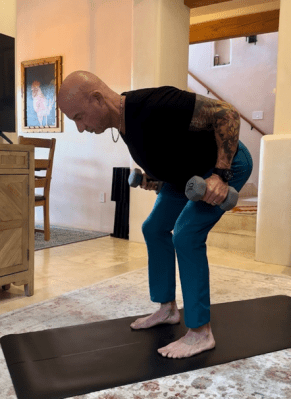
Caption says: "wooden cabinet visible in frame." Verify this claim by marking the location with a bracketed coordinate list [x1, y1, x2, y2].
[0, 144, 35, 296]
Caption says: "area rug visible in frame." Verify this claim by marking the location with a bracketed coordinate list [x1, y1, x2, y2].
[1, 265, 291, 399]
[35, 224, 111, 251]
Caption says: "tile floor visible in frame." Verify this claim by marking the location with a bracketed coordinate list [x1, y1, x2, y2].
[0, 236, 290, 316]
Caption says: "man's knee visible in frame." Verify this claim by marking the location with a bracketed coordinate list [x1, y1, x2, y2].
[142, 218, 158, 237]
[142, 218, 171, 238]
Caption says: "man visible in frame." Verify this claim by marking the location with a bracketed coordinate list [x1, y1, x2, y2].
[58, 70, 253, 359]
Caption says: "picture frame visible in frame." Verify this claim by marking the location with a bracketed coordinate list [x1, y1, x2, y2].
[21, 56, 63, 133]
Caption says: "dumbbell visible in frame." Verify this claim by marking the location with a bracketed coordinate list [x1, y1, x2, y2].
[128, 168, 164, 194]
[185, 175, 238, 211]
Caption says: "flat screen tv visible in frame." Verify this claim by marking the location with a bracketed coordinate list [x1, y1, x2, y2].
[0, 33, 15, 134]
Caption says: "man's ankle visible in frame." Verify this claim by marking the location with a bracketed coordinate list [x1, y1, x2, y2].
[160, 300, 176, 309]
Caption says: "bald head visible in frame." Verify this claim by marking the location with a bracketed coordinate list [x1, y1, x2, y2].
[57, 70, 121, 135]
[58, 71, 108, 108]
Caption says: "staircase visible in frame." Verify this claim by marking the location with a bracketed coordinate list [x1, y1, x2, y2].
[207, 183, 257, 254]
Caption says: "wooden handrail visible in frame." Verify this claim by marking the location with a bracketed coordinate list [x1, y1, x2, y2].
[188, 71, 267, 136]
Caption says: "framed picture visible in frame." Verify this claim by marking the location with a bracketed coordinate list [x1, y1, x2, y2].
[21, 56, 63, 133]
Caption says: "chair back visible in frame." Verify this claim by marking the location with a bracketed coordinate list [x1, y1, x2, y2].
[18, 136, 56, 199]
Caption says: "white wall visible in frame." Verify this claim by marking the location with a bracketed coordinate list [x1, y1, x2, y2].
[5, 0, 282, 239]
[0, 0, 16, 37]
[188, 32, 278, 189]
[16, 0, 133, 233]
[273, 0, 291, 134]
[0, 0, 17, 143]
[129, 0, 190, 243]
[256, 0, 291, 266]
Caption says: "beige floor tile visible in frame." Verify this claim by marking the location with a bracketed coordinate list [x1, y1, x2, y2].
[1, 236, 291, 315]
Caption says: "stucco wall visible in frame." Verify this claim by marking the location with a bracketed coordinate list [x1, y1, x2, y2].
[188, 32, 278, 189]
[16, 0, 133, 232]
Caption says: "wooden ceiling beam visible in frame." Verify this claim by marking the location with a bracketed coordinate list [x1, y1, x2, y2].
[185, 0, 233, 9]
[189, 9, 279, 44]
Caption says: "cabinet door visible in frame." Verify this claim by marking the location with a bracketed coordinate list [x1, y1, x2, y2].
[0, 175, 29, 277]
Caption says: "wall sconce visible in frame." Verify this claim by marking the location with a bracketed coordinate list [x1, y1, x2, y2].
[246, 35, 258, 44]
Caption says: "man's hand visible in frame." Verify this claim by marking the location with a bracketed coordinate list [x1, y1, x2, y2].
[140, 173, 158, 191]
[202, 174, 228, 206]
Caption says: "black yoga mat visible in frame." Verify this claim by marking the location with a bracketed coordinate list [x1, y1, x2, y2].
[1, 295, 291, 399]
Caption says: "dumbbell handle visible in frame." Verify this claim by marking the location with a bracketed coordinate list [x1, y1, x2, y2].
[128, 168, 164, 194]
[185, 175, 238, 211]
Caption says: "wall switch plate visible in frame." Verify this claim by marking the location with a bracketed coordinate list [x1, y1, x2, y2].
[252, 111, 264, 120]
[100, 192, 106, 203]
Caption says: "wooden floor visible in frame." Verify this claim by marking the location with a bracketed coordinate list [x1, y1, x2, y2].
[1, 236, 290, 316]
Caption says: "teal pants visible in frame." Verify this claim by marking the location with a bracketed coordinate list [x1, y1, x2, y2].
[142, 141, 253, 328]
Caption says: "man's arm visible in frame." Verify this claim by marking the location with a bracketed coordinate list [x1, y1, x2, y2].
[189, 94, 240, 169]
[189, 94, 240, 205]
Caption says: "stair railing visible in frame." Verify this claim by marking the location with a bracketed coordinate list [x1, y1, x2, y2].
[188, 71, 267, 136]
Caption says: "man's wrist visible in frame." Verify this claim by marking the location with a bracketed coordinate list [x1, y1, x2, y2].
[213, 168, 233, 183]
[212, 173, 224, 181]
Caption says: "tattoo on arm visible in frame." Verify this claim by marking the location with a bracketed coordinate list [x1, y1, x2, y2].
[189, 94, 240, 168]
[189, 94, 217, 130]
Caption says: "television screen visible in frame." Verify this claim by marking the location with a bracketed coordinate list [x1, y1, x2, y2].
[0, 33, 15, 133]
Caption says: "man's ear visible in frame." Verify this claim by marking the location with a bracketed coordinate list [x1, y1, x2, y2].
[90, 90, 104, 106]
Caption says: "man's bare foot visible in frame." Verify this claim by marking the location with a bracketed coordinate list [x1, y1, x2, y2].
[157, 322, 216, 359]
[130, 300, 180, 329]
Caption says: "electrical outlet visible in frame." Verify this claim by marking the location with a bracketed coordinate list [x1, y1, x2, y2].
[99, 192, 106, 203]
[252, 111, 264, 120]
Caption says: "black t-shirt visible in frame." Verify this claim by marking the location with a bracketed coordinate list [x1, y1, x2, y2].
[121, 86, 220, 193]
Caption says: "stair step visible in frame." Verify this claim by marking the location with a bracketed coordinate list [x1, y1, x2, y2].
[207, 229, 256, 253]
[206, 196, 257, 253]
[238, 183, 257, 198]
[236, 196, 258, 208]
[212, 212, 257, 233]
[211, 228, 256, 237]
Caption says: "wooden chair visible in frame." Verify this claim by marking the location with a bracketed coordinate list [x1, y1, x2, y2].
[18, 136, 56, 241]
